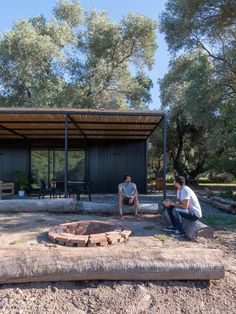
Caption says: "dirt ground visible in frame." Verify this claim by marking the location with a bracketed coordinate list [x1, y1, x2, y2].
[0, 196, 236, 314]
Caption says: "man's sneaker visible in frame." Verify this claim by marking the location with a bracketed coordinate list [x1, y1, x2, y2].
[119, 215, 124, 221]
[172, 230, 185, 238]
[163, 225, 176, 232]
[135, 214, 141, 221]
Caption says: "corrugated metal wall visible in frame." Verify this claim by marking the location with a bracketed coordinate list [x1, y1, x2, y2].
[0, 140, 147, 193]
[88, 141, 147, 193]
[0, 142, 29, 181]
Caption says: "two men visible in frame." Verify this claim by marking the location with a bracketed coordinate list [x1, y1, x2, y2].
[163, 176, 202, 237]
[118, 174, 140, 220]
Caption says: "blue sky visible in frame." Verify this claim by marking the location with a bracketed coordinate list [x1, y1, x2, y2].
[0, 0, 170, 109]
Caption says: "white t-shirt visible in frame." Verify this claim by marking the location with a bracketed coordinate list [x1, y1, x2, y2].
[177, 185, 202, 218]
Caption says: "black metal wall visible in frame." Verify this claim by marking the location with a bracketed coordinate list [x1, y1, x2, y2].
[88, 141, 147, 193]
[0, 142, 30, 181]
[0, 139, 147, 193]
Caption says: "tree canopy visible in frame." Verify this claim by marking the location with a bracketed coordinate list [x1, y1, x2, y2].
[159, 0, 236, 179]
[0, 0, 157, 109]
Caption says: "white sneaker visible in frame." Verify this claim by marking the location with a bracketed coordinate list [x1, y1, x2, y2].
[172, 230, 185, 238]
[163, 225, 176, 232]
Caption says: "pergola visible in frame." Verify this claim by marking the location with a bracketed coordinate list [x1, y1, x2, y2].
[0, 108, 167, 197]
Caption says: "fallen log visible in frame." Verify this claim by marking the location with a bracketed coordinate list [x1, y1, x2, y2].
[162, 209, 214, 239]
[0, 198, 76, 213]
[78, 201, 159, 215]
[211, 200, 236, 214]
[211, 196, 236, 206]
[0, 247, 224, 283]
[204, 188, 215, 197]
[198, 196, 212, 204]
[182, 220, 214, 240]
[199, 196, 236, 214]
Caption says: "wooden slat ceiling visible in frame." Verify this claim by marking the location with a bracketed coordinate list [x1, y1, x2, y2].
[0, 108, 163, 140]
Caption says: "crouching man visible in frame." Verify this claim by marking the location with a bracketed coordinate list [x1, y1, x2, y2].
[163, 176, 202, 237]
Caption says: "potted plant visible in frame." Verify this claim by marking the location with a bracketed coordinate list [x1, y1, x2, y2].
[15, 170, 29, 198]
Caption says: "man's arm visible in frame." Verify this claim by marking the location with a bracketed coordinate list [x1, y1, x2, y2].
[118, 186, 127, 198]
[170, 199, 189, 208]
[130, 187, 138, 199]
[162, 199, 189, 208]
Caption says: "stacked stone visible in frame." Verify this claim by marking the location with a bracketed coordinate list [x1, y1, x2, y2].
[48, 220, 132, 247]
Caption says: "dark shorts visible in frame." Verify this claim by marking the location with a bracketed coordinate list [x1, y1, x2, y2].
[123, 197, 134, 205]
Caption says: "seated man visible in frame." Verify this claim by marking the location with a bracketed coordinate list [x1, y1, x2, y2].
[163, 175, 202, 237]
[118, 174, 140, 220]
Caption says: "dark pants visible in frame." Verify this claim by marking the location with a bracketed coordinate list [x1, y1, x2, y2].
[167, 206, 199, 233]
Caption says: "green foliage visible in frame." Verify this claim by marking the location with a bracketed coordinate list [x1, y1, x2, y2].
[3, 224, 18, 228]
[53, 0, 83, 26]
[31, 150, 85, 185]
[29, 227, 43, 232]
[147, 127, 164, 177]
[159, 52, 220, 178]
[143, 225, 156, 230]
[220, 190, 236, 201]
[161, 0, 236, 96]
[201, 215, 236, 231]
[9, 239, 26, 245]
[0, 0, 157, 109]
[153, 234, 168, 241]
[159, 0, 236, 179]
[35, 218, 47, 223]
[15, 170, 30, 190]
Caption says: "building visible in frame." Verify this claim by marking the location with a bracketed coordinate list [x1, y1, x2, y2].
[0, 108, 166, 195]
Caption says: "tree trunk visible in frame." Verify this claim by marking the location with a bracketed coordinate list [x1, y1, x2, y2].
[199, 197, 236, 214]
[0, 247, 224, 283]
[211, 200, 236, 214]
[78, 202, 159, 215]
[183, 220, 214, 240]
[0, 199, 76, 213]
[162, 209, 214, 239]
[211, 196, 236, 206]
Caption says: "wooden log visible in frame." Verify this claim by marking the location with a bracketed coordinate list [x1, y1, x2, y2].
[199, 196, 236, 213]
[183, 220, 214, 240]
[0, 199, 76, 213]
[162, 209, 214, 240]
[204, 188, 215, 197]
[198, 196, 212, 204]
[78, 201, 159, 215]
[211, 200, 236, 214]
[211, 196, 236, 206]
[0, 247, 224, 283]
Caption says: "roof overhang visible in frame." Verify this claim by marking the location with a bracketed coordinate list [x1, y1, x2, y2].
[0, 108, 164, 141]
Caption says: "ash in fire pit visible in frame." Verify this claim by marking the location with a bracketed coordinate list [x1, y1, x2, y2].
[48, 220, 132, 247]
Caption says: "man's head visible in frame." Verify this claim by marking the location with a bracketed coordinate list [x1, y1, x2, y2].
[123, 174, 132, 183]
[174, 176, 185, 189]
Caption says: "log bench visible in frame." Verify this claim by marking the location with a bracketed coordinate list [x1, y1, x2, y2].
[0, 198, 76, 213]
[0, 199, 158, 214]
[78, 201, 159, 215]
[0, 247, 224, 283]
[163, 209, 214, 240]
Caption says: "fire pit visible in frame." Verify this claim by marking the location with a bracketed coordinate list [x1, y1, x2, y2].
[48, 220, 132, 247]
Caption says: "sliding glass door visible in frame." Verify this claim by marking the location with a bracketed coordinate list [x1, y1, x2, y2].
[31, 149, 85, 188]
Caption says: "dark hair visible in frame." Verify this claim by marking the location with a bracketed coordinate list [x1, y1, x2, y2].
[123, 174, 132, 180]
[174, 176, 185, 186]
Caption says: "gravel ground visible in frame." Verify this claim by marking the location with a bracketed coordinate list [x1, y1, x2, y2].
[0, 192, 235, 314]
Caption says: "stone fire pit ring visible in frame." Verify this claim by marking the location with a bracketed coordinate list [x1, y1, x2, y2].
[48, 220, 132, 247]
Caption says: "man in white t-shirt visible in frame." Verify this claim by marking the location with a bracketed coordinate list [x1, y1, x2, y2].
[118, 174, 140, 220]
[163, 176, 202, 237]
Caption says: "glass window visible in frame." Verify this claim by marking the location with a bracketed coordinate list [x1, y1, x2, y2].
[31, 150, 85, 187]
